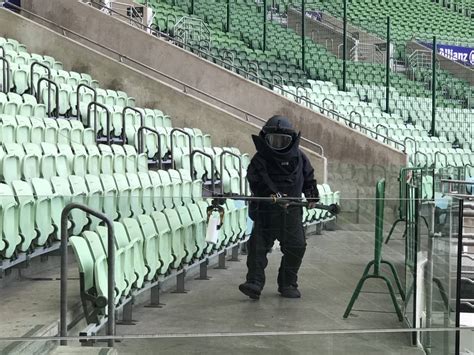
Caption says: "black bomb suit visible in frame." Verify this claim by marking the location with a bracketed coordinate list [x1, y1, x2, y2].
[245, 116, 318, 292]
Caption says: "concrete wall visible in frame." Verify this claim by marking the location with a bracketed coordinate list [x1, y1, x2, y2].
[18, 1, 408, 220]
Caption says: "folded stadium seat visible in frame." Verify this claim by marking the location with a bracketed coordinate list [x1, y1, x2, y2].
[181, 152, 206, 181]
[186, 203, 207, 260]
[39, 142, 69, 178]
[136, 172, 154, 216]
[83, 230, 124, 305]
[99, 174, 119, 222]
[42, 118, 59, 144]
[4, 92, 23, 115]
[47, 177, 69, 230]
[178, 169, 202, 204]
[125, 173, 145, 218]
[69, 236, 97, 310]
[56, 119, 74, 144]
[120, 220, 148, 289]
[27, 179, 55, 246]
[157, 170, 174, 209]
[168, 169, 188, 207]
[113, 173, 132, 221]
[113, 144, 138, 173]
[40, 83, 70, 116]
[122, 218, 154, 285]
[0, 115, 17, 143]
[83, 145, 101, 175]
[77, 87, 96, 120]
[12, 65, 28, 95]
[147, 211, 173, 274]
[162, 208, 187, 269]
[29, 118, 46, 144]
[4, 142, 39, 181]
[82, 174, 104, 231]
[132, 215, 160, 281]
[98, 222, 136, 296]
[31, 177, 67, 238]
[67, 143, 89, 176]
[0, 183, 21, 258]
[225, 199, 242, 244]
[123, 144, 148, 173]
[175, 205, 197, 264]
[109, 145, 126, 174]
[68, 175, 90, 233]
[222, 149, 243, 194]
[10, 180, 37, 252]
[147, 171, 164, 212]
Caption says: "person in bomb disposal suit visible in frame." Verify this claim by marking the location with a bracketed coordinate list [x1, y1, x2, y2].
[239, 115, 319, 299]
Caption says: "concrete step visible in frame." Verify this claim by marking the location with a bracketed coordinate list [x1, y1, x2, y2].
[50, 345, 117, 355]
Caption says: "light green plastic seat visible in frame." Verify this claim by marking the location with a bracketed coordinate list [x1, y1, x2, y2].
[186, 203, 207, 259]
[11, 180, 36, 252]
[68, 175, 89, 234]
[97, 223, 134, 297]
[175, 205, 196, 264]
[162, 208, 186, 269]
[148, 171, 164, 212]
[113, 173, 132, 220]
[0, 183, 20, 258]
[122, 218, 148, 288]
[137, 172, 154, 215]
[125, 172, 144, 217]
[99, 174, 119, 222]
[84, 174, 104, 230]
[31, 177, 65, 238]
[83, 230, 122, 305]
[136, 214, 161, 280]
[150, 210, 173, 274]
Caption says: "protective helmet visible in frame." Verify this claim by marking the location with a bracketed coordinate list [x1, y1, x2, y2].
[261, 115, 298, 151]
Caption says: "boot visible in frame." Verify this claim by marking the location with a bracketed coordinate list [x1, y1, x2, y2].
[278, 285, 301, 298]
[239, 282, 262, 300]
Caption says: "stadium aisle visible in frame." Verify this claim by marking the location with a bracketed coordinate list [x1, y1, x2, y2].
[114, 225, 422, 355]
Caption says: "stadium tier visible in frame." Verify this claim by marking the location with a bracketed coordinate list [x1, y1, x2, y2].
[137, 0, 473, 167]
[0, 34, 337, 268]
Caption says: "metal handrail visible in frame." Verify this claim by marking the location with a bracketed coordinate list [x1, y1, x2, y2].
[220, 150, 243, 195]
[295, 84, 307, 103]
[434, 151, 448, 168]
[137, 126, 163, 169]
[0, 56, 10, 93]
[87, 101, 111, 144]
[12, 2, 403, 155]
[122, 106, 144, 144]
[403, 136, 418, 165]
[322, 98, 335, 113]
[272, 73, 284, 87]
[60, 203, 115, 347]
[375, 124, 389, 142]
[29, 61, 51, 95]
[190, 149, 215, 193]
[170, 128, 192, 169]
[37, 77, 59, 118]
[349, 110, 362, 128]
[76, 83, 97, 121]
[415, 151, 429, 167]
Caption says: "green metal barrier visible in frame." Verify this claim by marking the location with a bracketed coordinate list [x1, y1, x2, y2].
[343, 179, 406, 321]
[385, 167, 433, 244]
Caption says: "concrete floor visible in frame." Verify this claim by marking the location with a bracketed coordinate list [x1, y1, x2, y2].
[113, 224, 424, 355]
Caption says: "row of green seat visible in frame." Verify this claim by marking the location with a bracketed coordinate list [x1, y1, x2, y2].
[70, 199, 248, 314]
[0, 142, 148, 183]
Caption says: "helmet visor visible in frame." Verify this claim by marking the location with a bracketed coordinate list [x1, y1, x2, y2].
[265, 133, 293, 151]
